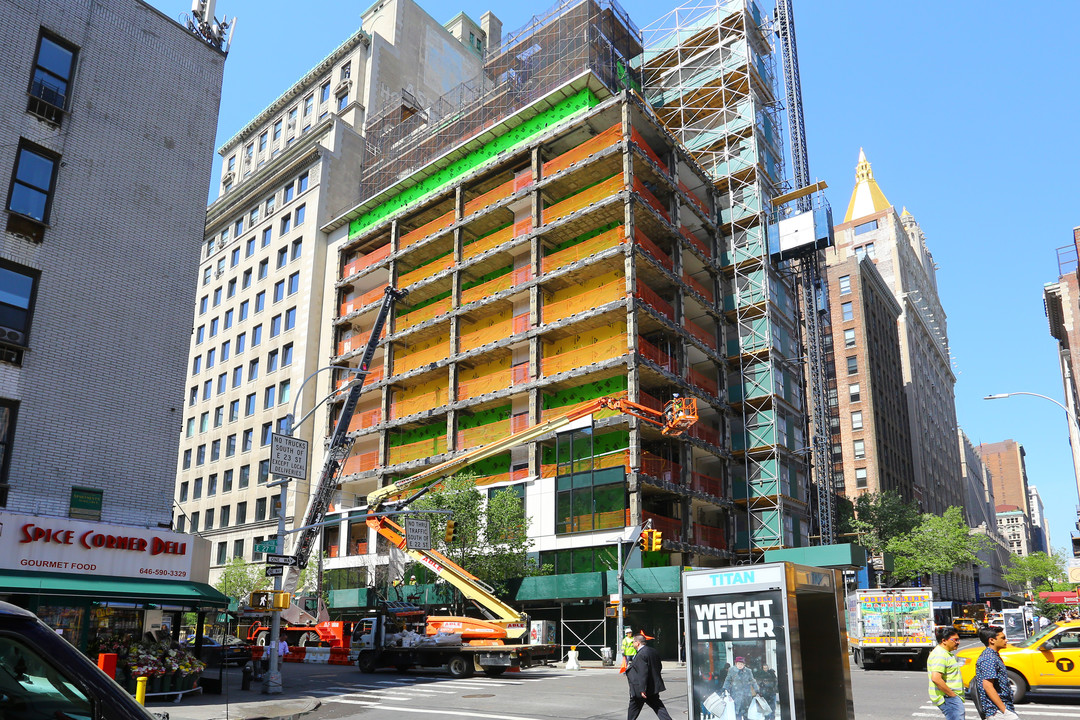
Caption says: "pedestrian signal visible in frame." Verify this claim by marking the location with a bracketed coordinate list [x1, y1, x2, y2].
[650, 531, 663, 551]
[250, 591, 291, 610]
[444, 520, 457, 544]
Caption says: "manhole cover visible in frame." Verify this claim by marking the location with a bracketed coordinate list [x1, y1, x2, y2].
[462, 694, 495, 698]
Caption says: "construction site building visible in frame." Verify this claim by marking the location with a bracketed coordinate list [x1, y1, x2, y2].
[322, 0, 732, 589]
[639, 0, 809, 556]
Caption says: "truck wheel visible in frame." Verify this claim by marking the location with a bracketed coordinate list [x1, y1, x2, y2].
[853, 649, 863, 669]
[1007, 670, 1027, 703]
[862, 651, 877, 670]
[255, 631, 269, 646]
[358, 652, 378, 673]
[298, 631, 320, 647]
[482, 667, 506, 677]
[446, 654, 475, 679]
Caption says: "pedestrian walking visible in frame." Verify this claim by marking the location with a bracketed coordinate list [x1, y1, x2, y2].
[277, 637, 289, 665]
[974, 626, 1020, 719]
[927, 627, 964, 720]
[721, 657, 759, 720]
[625, 634, 672, 720]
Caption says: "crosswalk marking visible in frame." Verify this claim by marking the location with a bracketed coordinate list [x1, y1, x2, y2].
[914, 704, 1080, 717]
[324, 703, 547, 720]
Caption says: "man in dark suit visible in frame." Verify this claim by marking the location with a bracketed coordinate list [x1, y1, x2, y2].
[625, 634, 673, 720]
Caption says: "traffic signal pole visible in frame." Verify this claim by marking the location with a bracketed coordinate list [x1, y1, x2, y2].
[615, 523, 644, 661]
[264, 417, 293, 695]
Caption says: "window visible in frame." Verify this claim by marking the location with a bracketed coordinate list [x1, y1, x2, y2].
[239, 467, 250, 490]
[230, 248, 240, 269]
[249, 358, 259, 380]
[282, 343, 293, 367]
[250, 208, 259, 225]
[277, 247, 288, 269]
[865, 242, 876, 259]
[221, 341, 231, 362]
[199, 296, 208, 314]
[189, 386, 197, 406]
[199, 413, 209, 433]
[252, 325, 263, 346]
[851, 411, 863, 431]
[279, 380, 291, 405]
[843, 329, 856, 348]
[273, 120, 282, 141]
[245, 393, 256, 416]
[854, 219, 878, 235]
[849, 383, 861, 402]
[210, 440, 220, 462]
[298, 172, 309, 193]
[274, 280, 284, 303]
[265, 195, 275, 216]
[0, 263, 38, 352]
[196, 326, 205, 345]
[229, 399, 239, 422]
[182, 451, 191, 471]
[292, 239, 303, 261]
[267, 349, 279, 372]
[855, 468, 868, 488]
[256, 498, 267, 521]
[258, 459, 270, 484]
[270, 314, 282, 337]
[841, 302, 854, 321]
[255, 291, 265, 312]
[853, 439, 866, 460]
[261, 422, 272, 446]
[284, 307, 296, 331]
[242, 428, 253, 452]
[258, 132, 267, 152]
[8, 141, 58, 225]
[233, 538, 244, 558]
[262, 227, 272, 249]
[320, 82, 331, 103]
[27, 32, 77, 123]
[186, 418, 194, 437]
[236, 332, 246, 354]
[284, 184, 294, 203]
[271, 494, 282, 519]
[264, 385, 276, 409]
[202, 380, 212, 400]
[193, 476, 203, 498]
[295, 204, 305, 226]
[276, 417, 289, 434]
[212, 288, 222, 307]
[226, 434, 236, 457]
[252, 534, 263, 559]
[846, 356, 857, 375]
[553, 428, 626, 534]
[179, 481, 189, 502]
[216, 373, 226, 395]
[303, 95, 314, 116]
[838, 275, 851, 295]
[207, 474, 218, 498]
[337, 93, 348, 111]
[239, 300, 249, 321]
[220, 504, 231, 528]
[280, 215, 291, 236]
[258, 260, 268, 280]
[246, 238, 255, 257]
[213, 406, 224, 428]
[209, 319, 219, 339]
[224, 309, 234, 330]
[216, 541, 227, 565]
[190, 512, 199, 532]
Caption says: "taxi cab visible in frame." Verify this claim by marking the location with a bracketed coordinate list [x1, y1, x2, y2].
[953, 617, 979, 637]
[957, 619, 1080, 702]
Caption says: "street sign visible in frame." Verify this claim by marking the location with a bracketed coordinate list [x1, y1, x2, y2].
[270, 434, 309, 479]
[265, 566, 284, 577]
[266, 553, 297, 566]
[405, 518, 431, 550]
[983, 591, 1003, 598]
[254, 541, 278, 554]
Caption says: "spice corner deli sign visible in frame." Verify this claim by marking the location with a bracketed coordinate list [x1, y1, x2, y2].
[0, 511, 196, 580]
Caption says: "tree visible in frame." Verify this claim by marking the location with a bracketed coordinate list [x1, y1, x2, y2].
[847, 490, 920, 556]
[214, 557, 270, 603]
[886, 506, 988, 583]
[409, 472, 541, 598]
[1004, 551, 1069, 618]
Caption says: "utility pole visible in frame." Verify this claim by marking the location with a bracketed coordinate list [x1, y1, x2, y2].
[263, 417, 293, 695]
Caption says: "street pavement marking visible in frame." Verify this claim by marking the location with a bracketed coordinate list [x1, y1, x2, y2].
[343, 704, 548, 720]
[322, 698, 381, 706]
[914, 705, 1080, 717]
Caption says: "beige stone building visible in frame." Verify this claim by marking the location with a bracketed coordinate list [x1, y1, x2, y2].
[174, 0, 499, 582]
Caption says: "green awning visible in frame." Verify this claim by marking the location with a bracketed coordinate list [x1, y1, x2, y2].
[0, 570, 229, 608]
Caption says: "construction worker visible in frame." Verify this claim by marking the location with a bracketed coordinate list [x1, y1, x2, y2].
[622, 627, 637, 661]
[408, 575, 418, 585]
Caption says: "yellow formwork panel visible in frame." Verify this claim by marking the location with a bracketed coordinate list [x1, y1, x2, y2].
[547, 268, 624, 303]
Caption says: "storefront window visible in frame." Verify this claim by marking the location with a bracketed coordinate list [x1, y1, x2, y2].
[35, 604, 85, 643]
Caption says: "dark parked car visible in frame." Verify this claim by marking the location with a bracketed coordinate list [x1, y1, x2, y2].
[0, 601, 157, 720]
[183, 635, 252, 666]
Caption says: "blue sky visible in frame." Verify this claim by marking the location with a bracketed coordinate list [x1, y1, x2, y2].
[150, 0, 1080, 553]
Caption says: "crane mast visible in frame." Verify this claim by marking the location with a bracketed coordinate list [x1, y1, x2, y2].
[775, 0, 835, 545]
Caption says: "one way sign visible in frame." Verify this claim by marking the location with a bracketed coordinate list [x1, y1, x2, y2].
[266, 553, 297, 566]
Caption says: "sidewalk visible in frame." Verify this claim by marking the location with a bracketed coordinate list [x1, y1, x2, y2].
[152, 659, 650, 720]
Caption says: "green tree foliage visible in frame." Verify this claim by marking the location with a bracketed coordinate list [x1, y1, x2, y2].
[1004, 551, 1069, 618]
[848, 490, 920, 556]
[213, 557, 270, 602]
[410, 472, 541, 597]
[886, 506, 988, 582]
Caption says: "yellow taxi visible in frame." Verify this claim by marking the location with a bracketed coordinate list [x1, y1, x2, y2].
[957, 620, 1080, 702]
[953, 617, 979, 637]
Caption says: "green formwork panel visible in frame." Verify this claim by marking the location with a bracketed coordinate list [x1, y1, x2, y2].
[513, 565, 682, 602]
[329, 587, 378, 609]
[764, 543, 867, 569]
[611, 566, 682, 596]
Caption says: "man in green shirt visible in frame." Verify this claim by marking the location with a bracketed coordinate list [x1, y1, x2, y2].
[927, 627, 964, 720]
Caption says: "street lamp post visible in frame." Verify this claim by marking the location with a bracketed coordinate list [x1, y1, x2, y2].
[984, 391, 1080, 531]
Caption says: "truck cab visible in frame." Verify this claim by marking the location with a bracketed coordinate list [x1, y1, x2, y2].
[0, 601, 160, 720]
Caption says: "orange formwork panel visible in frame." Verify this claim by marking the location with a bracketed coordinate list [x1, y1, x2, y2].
[462, 219, 531, 261]
[391, 386, 450, 419]
[456, 420, 510, 451]
[343, 244, 390, 279]
[541, 225, 627, 274]
[633, 229, 673, 272]
[341, 283, 390, 317]
[562, 508, 631, 533]
[641, 511, 681, 538]
[641, 452, 682, 484]
[464, 178, 515, 217]
[399, 257, 453, 288]
[512, 313, 529, 334]
[400, 210, 455, 250]
[540, 334, 627, 377]
[460, 319, 514, 353]
[397, 298, 452, 332]
[694, 523, 726, 549]
[687, 420, 722, 446]
[634, 280, 674, 321]
[337, 327, 386, 357]
[336, 366, 384, 390]
[348, 408, 382, 432]
[461, 273, 513, 305]
[685, 319, 717, 351]
[632, 178, 670, 222]
[542, 278, 627, 325]
[630, 127, 667, 171]
[394, 340, 451, 375]
[638, 337, 677, 375]
[681, 225, 712, 258]
[542, 122, 621, 178]
[542, 175, 625, 225]
[691, 471, 724, 498]
[679, 180, 710, 217]
[682, 272, 715, 304]
[457, 368, 512, 400]
[342, 450, 379, 475]
[388, 436, 448, 465]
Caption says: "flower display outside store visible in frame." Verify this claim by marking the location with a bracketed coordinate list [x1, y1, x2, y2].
[89, 633, 206, 693]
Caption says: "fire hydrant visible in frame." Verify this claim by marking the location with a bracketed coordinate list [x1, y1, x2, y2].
[241, 662, 254, 691]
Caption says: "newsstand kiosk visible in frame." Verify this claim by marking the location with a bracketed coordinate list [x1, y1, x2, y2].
[683, 562, 854, 720]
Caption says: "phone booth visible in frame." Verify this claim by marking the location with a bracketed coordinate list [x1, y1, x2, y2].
[683, 562, 854, 720]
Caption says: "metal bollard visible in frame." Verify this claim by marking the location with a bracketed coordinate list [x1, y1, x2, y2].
[242, 662, 254, 690]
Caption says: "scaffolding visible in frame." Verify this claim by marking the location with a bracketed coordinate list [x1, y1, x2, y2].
[359, 0, 642, 204]
[641, 0, 807, 557]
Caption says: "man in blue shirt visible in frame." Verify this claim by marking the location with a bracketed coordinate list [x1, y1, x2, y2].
[974, 626, 1019, 719]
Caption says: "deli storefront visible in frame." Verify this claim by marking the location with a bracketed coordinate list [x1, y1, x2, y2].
[0, 510, 228, 653]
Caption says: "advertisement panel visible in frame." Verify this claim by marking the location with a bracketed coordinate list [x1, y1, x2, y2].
[0, 511, 197, 580]
[685, 567, 790, 720]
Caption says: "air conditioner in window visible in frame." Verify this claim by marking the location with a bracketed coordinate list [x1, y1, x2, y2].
[215, 270, 224, 279]
[0, 326, 26, 346]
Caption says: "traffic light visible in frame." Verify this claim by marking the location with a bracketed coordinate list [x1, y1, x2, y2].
[250, 591, 292, 610]
[444, 520, 457, 544]
[638, 529, 650, 552]
[650, 530, 663, 552]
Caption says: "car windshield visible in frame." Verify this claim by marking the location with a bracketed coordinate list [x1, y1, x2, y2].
[1012, 621, 1060, 648]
